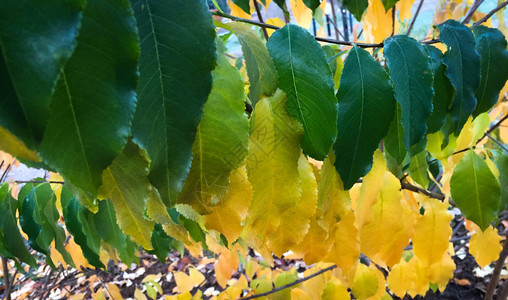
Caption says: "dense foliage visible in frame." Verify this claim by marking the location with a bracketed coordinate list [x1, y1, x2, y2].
[0, 0, 507, 298]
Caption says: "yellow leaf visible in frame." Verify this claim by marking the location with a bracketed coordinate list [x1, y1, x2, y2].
[293, 219, 333, 265]
[317, 152, 350, 230]
[472, 113, 490, 144]
[291, 288, 312, 300]
[362, 0, 395, 43]
[324, 211, 360, 273]
[204, 166, 252, 243]
[452, 116, 474, 164]
[215, 247, 239, 288]
[396, 0, 416, 22]
[321, 280, 350, 300]
[174, 271, 194, 293]
[300, 265, 327, 299]
[412, 197, 452, 266]
[165, 292, 193, 300]
[147, 187, 171, 224]
[228, 0, 252, 18]
[268, 154, 317, 256]
[351, 264, 379, 300]
[189, 267, 206, 286]
[469, 225, 503, 268]
[64, 238, 91, 269]
[0, 126, 40, 162]
[106, 283, 123, 300]
[135, 289, 148, 300]
[387, 256, 428, 298]
[360, 169, 416, 268]
[290, 0, 312, 29]
[265, 18, 285, 37]
[427, 252, 455, 291]
[243, 90, 303, 262]
[354, 150, 386, 228]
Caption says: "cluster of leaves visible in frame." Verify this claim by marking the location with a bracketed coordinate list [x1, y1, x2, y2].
[0, 0, 507, 298]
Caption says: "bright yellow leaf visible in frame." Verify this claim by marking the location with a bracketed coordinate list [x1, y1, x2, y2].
[324, 212, 360, 273]
[290, 0, 312, 29]
[228, 0, 252, 18]
[204, 166, 252, 243]
[265, 18, 285, 37]
[106, 283, 123, 300]
[362, 0, 395, 43]
[427, 252, 455, 292]
[215, 247, 239, 288]
[174, 272, 195, 293]
[469, 225, 503, 268]
[452, 116, 474, 164]
[387, 256, 428, 298]
[291, 288, 312, 300]
[396, 0, 416, 22]
[412, 197, 452, 266]
[293, 219, 333, 265]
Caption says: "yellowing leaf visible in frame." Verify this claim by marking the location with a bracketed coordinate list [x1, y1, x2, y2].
[396, 0, 416, 22]
[469, 225, 503, 268]
[360, 170, 416, 268]
[98, 141, 154, 250]
[228, 0, 252, 18]
[0, 126, 40, 162]
[106, 283, 123, 300]
[174, 271, 195, 293]
[215, 247, 240, 288]
[387, 256, 428, 298]
[362, 0, 395, 43]
[293, 219, 333, 264]
[412, 197, 452, 265]
[452, 117, 474, 164]
[204, 166, 252, 243]
[268, 154, 317, 256]
[351, 264, 379, 300]
[321, 280, 350, 300]
[265, 18, 285, 37]
[291, 288, 312, 300]
[244, 90, 303, 262]
[290, 0, 312, 29]
[427, 252, 455, 291]
[135, 289, 148, 300]
[324, 212, 360, 273]
[147, 187, 171, 224]
[189, 267, 206, 286]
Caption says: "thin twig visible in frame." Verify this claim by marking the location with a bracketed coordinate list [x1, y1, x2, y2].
[391, 7, 396, 36]
[253, 0, 269, 41]
[463, 0, 485, 24]
[400, 181, 446, 201]
[329, 0, 341, 40]
[2, 257, 11, 300]
[499, 273, 508, 300]
[406, 0, 425, 35]
[0, 164, 12, 183]
[484, 132, 508, 152]
[474, 1, 508, 26]
[485, 236, 508, 300]
[477, 114, 508, 144]
[12, 180, 65, 185]
[239, 265, 337, 300]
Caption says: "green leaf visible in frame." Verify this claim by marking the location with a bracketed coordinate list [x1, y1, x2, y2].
[333, 45, 395, 189]
[147, 223, 174, 262]
[98, 140, 154, 250]
[267, 24, 337, 160]
[64, 196, 104, 268]
[408, 150, 430, 188]
[228, 22, 278, 106]
[492, 151, 507, 213]
[303, 0, 321, 11]
[472, 26, 508, 117]
[24, 184, 73, 267]
[381, 0, 399, 11]
[385, 103, 406, 165]
[450, 150, 501, 230]
[423, 45, 455, 133]
[18, 184, 47, 254]
[384, 35, 434, 150]
[343, 0, 368, 21]
[38, 0, 139, 196]
[232, 0, 250, 13]
[131, 0, 216, 206]
[94, 199, 127, 252]
[437, 20, 481, 135]
[0, 0, 85, 145]
[0, 183, 36, 267]
[177, 53, 249, 213]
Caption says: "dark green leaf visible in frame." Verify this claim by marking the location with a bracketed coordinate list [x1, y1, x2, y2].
[232, 0, 250, 13]
[0, 183, 36, 267]
[343, 0, 368, 21]
[385, 103, 406, 165]
[303, 0, 321, 11]
[19, 184, 46, 254]
[64, 197, 104, 268]
[94, 199, 127, 252]
[437, 20, 480, 135]
[333, 45, 395, 189]
[472, 26, 508, 117]
[38, 0, 139, 196]
[384, 35, 433, 150]
[423, 45, 454, 133]
[131, 0, 216, 206]
[147, 223, 174, 263]
[267, 24, 337, 160]
[450, 150, 501, 230]
[0, 0, 85, 145]
[381, 0, 399, 11]
[229, 22, 278, 106]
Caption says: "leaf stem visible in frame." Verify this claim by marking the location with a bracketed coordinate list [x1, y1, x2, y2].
[239, 265, 337, 299]
[253, 0, 269, 41]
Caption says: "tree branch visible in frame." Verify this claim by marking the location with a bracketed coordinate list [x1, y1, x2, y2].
[253, 0, 269, 41]
[463, 0, 485, 24]
[12, 180, 65, 185]
[400, 181, 446, 201]
[239, 265, 337, 300]
[474, 1, 508, 26]
[485, 235, 508, 300]
[391, 7, 396, 36]
[328, 0, 341, 40]
[406, 0, 425, 35]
